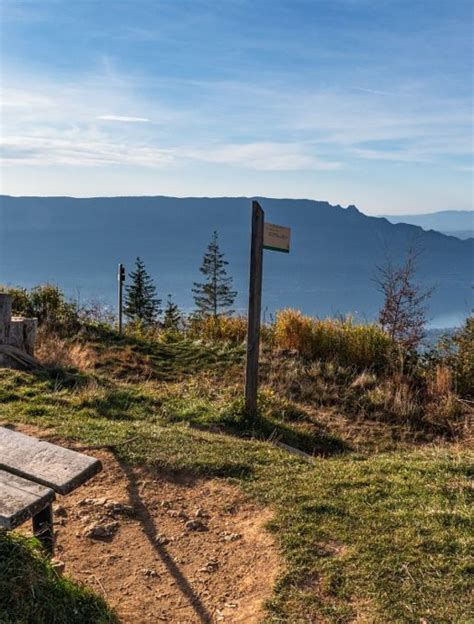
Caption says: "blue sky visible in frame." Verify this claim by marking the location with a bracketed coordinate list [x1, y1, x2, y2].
[0, 0, 472, 214]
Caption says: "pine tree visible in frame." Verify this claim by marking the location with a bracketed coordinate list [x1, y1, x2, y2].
[124, 257, 161, 325]
[163, 294, 182, 331]
[192, 231, 237, 318]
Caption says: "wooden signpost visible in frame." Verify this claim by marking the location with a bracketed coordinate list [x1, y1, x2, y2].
[245, 201, 290, 417]
[117, 263, 125, 334]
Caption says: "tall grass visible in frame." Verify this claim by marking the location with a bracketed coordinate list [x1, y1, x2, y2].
[274, 309, 393, 370]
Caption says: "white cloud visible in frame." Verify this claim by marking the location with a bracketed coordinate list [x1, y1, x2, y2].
[180, 142, 341, 171]
[97, 115, 151, 123]
[0, 66, 471, 175]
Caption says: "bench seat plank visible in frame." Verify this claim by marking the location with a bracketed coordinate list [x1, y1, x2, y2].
[0, 469, 55, 530]
[0, 427, 102, 495]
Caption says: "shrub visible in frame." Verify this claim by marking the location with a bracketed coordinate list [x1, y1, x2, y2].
[452, 316, 474, 398]
[425, 316, 474, 399]
[188, 314, 248, 344]
[2, 284, 79, 332]
[274, 309, 393, 370]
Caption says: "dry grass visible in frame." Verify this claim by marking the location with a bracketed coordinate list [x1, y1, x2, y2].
[274, 309, 393, 369]
[35, 331, 97, 371]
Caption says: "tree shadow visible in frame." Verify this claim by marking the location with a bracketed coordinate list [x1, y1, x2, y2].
[114, 456, 213, 624]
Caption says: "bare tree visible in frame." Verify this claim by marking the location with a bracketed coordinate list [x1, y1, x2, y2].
[374, 245, 434, 351]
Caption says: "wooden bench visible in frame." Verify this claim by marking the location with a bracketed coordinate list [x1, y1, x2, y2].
[0, 427, 102, 553]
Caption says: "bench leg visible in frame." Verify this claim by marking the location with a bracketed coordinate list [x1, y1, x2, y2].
[32, 504, 54, 555]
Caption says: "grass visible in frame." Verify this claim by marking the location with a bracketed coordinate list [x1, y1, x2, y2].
[0, 533, 117, 624]
[0, 333, 473, 623]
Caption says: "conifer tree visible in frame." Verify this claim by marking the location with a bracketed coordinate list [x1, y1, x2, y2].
[192, 231, 237, 318]
[163, 294, 182, 331]
[124, 257, 161, 325]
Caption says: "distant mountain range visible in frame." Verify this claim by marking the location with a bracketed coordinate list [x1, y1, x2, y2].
[382, 210, 473, 240]
[0, 196, 472, 328]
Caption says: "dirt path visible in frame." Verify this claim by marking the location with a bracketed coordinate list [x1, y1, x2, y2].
[15, 427, 280, 623]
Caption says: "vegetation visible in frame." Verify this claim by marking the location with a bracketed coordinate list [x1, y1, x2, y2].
[192, 230, 237, 318]
[0, 533, 116, 623]
[1, 283, 472, 622]
[273, 309, 393, 370]
[1, 284, 79, 331]
[162, 294, 182, 332]
[124, 257, 161, 326]
[375, 246, 434, 352]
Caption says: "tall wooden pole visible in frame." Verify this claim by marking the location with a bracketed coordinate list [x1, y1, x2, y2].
[117, 263, 124, 335]
[245, 201, 264, 417]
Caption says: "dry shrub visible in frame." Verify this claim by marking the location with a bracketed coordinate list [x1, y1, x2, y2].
[427, 365, 453, 398]
[36, 331, 97, 371]
[366, 377, 420, 422]
[274, 309, 392, 369]
[188, 315, 248, 344]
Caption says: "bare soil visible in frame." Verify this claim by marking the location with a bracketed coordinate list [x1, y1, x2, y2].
[16, 426, 280, 624]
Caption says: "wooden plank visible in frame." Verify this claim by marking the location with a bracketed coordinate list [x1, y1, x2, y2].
[0, 427, 102, 495]
[0, 469, 55, 530]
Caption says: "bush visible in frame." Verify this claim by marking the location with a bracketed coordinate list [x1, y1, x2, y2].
[452, 316, 474, 397]
[187, 315, 248, 344]
[274, 309, 393, 370]
[1, 284, 79, 332]
[425, 316, 474, 399]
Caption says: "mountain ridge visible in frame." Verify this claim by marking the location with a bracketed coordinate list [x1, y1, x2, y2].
[1, 195, 472, 327]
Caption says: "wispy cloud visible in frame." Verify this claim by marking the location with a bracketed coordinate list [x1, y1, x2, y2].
[97, 115, 151, 123]
[0, 66, 471, 175]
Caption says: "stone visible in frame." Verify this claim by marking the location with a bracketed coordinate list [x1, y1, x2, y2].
[199, 560, 219, 573]
[83, 521, 119, 539]
[105, 500, 135, 516]
[185, 519, 208, 532]
[55, 505, 68, 517]
[155, 534, 169, 545]
[221, 532, 241, 542]
[51, 559, 66, 575]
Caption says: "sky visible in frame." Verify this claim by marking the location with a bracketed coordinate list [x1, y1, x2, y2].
[0, 0, 472, 214]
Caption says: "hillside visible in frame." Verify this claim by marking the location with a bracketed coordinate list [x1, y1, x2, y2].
[382, 210, 474, 240]
[0, 313, 472, 623]
[1, 196, 472, 326]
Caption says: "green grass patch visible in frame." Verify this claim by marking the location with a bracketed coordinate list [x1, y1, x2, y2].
[0, 533, 117, 624]
[0, 358, 472, 622]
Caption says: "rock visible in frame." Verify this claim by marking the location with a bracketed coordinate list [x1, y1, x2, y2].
[104, 501, 135, 516]
[51, 559, 65, 574]
[141, 568, 158, 578]
[78, 497, 95, 506]
[55, 505, 68, 517]
[155, 534, 170, 545]
[83, 521, 119, 539]
[199, 559, 219, 573]
[54, 518, 67, 527]
[185, 519, 208, 532]
[221, 532, 241, 542]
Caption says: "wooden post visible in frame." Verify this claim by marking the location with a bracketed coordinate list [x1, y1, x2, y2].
[117, 263, 124, 334]
[32, 504, 54, 555]
[245, 201, 264, 417]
